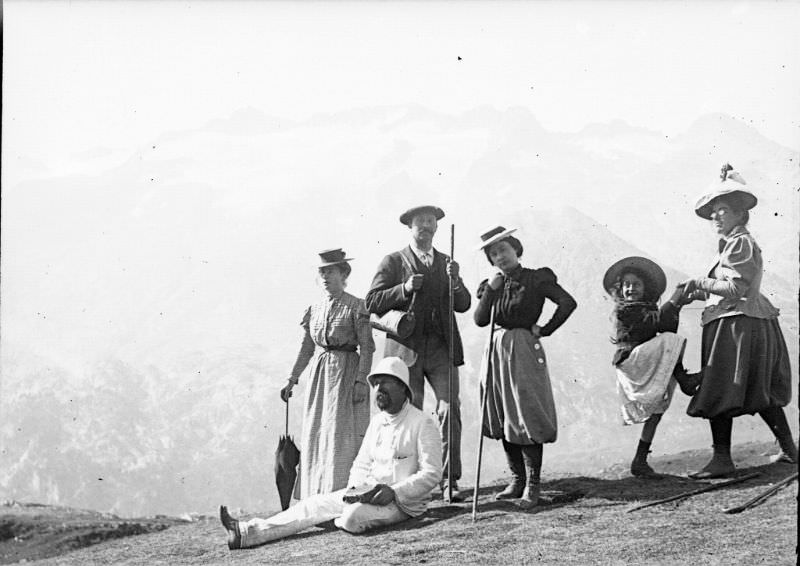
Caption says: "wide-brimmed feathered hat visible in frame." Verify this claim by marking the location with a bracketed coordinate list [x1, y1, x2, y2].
[317, 248, 353, 268]
[475, 225, 518, 250]
[399, 205, 445, 226]
[694, 163, 758, 220]
[603, 256, 666, 298]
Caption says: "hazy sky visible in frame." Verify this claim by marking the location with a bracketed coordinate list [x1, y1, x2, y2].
[4, 0, 800, 185]
[3, 2, 799, 516]
[2, 0, 799, 366]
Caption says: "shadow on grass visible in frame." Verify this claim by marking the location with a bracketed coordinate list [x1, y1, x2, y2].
[411, 460, 797, 522]
[237, 460, 796, 542]
[545, 462, 795, 505]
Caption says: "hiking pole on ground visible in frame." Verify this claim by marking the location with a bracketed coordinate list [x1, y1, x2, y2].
[723, 472, 798, 514]
[472, 302, 496, 522]
[627, 472, 761, 513]
[447, 223, 455, 504]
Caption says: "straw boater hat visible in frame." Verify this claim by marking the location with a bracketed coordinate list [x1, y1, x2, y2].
[399, 205, 445, 226]
[603, 256, 667, 298]
[476, 225, 518, 250]
[694, 163, 758, 220]
[367, 356, 413, 402]
[317, 248, 353, 268]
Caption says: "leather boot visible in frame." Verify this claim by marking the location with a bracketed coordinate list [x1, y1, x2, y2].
[630, 440, 662, 479]
[219, 505, 242, 550]
[769, 448, 798, 465]
[518, 444, 542, 509]
[761, 407, 798, 465]
[496, 441, 525, 500]
[673, 367, 702, 396]
[518, 476, 540, 509]
[688, 445, 736, 479]
[770, 429, 799, 465]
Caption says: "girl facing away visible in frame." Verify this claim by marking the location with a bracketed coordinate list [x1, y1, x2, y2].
[604, 257, 701, 478]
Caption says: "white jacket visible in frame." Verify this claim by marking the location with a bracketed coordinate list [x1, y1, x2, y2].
[346, 401, 442, 517]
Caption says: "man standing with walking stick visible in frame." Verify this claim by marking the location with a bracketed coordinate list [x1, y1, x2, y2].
[366, 205, 471, 503]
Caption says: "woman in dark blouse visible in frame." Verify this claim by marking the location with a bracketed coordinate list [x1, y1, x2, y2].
[474, 226, 577, 508]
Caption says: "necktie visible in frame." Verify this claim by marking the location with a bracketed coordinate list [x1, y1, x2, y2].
[422, 253, 432, 268]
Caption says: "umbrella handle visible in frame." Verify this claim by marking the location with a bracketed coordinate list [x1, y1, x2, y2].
[285, 398, 289, 436]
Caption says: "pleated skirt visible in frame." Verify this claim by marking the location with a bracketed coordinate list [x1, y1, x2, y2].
[687, 315, 792, 419]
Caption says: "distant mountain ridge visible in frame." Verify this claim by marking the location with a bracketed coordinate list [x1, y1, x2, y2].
[2, 105, 797, 516]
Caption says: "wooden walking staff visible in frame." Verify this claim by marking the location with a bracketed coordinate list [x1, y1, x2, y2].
[627, 472, 760, 513]
[724, 472, 798, 514]
[471, 302, 496, 521]
[447, 224, 455, 503]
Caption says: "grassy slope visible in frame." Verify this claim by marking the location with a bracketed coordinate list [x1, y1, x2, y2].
[3, 442, 797, 566]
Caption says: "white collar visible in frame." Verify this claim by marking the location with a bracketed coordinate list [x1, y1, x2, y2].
[410, 245, 435, 260]
[379, 399, 411, 425]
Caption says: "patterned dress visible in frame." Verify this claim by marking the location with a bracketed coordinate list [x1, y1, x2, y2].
[289, 291, 375, 499]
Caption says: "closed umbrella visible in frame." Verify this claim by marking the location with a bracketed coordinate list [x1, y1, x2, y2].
[274, 399, 300, 511]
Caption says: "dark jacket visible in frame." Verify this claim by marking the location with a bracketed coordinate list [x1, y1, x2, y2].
[611, 300, 679, 366]
[473, 266, 576, 336]
[365, 246, 471, 366]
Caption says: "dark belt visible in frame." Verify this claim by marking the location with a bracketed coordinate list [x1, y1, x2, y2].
[322, 345, 357, 352]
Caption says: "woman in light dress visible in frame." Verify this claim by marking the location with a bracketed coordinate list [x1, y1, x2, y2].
[280, 248, 375, 499]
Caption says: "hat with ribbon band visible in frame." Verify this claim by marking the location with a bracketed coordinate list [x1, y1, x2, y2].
[317, 248, 353, 268]
[399, 205, 445, 226]
[476, 225, 518, 251]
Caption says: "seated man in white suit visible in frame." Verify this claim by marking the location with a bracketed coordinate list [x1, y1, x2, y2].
[219, 356, 443, 549]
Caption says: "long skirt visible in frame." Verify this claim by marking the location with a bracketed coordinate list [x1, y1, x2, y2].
[615, 332, 684, 425]
[480, 327, 557, 444]
[295, 349, 370, 499]
[687, 315, 792, 419]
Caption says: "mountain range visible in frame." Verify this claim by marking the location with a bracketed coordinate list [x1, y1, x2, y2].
[1, 106, 797, 517]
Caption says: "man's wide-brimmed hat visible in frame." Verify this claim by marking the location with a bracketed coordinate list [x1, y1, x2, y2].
[317, 248, 353, 268]
[603, 256, 666, 298]
[367, 356, 413, 402]
[476, 225, 518, 251]
[399, 205, 445, 226]
[694, 163, 758, 220]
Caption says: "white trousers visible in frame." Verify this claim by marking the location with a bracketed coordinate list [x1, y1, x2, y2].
[239, 488, 410, 548]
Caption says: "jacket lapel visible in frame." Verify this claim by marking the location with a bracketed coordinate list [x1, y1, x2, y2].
[401, 247, 423, 275]
[706, 255, 720, 278]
